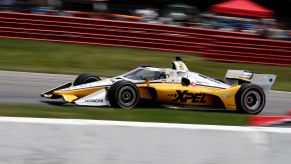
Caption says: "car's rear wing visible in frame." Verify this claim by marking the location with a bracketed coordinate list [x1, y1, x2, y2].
[225, 70, 276, 94]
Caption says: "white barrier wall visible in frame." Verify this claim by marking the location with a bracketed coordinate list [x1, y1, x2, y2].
[0, 117, 290, 164]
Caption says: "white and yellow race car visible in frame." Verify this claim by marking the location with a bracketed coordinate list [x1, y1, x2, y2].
[41, 57, 276, 114]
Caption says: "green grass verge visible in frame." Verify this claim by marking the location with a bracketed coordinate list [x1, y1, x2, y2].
[0, 38, 290, 91]
[0, 104, 248, 126]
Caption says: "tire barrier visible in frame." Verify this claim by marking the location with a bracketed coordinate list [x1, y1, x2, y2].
[0, 11, 290, 66]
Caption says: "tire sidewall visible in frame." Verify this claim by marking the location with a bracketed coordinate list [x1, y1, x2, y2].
[73, 73, 101, 86]
[108, 81, 140, 109]
[236, 84, 265, 114]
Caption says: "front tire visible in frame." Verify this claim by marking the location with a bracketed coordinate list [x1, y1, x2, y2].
[73, 73, 101, 86]
[108, 80, 140, 109]
[235, 83, 265, 114]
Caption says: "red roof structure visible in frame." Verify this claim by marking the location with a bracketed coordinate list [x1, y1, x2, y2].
[210, 0, 274, 18]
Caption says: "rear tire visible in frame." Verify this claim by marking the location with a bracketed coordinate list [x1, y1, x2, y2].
[73, 73, 101, 86]
[235, 83, 265, 114]
[108, 80, 139, 109]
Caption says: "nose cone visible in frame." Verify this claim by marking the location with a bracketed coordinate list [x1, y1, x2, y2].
[53, 90, 64, 95]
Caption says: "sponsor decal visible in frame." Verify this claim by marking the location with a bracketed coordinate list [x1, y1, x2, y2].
[219, 93, 234, 99]
[179, 63, 185, 70]
[196, 81, 203, 85]
[172, 90, 206, 103]
[191, 82, 197, 87]
[227, 104, 236, 108]
[85, 99, 104, 103]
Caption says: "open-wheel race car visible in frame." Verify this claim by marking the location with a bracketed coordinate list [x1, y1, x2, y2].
[41, 57, 276, 114]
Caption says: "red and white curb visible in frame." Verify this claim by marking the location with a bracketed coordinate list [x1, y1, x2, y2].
[249, 109, 291, 126]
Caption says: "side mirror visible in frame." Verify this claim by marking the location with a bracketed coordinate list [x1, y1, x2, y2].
[181, 77, 190, 86]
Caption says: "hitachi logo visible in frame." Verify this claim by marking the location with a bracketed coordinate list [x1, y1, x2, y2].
[172, 90, 206, 103]
[85, 99, 103, 103]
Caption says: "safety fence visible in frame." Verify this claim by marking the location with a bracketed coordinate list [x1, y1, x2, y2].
[0, 11, 290, 66]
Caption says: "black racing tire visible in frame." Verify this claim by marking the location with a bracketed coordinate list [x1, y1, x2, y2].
[235, 83, 265, 114]
[73, 73, 101, 86]
[108, 80, 140, 109]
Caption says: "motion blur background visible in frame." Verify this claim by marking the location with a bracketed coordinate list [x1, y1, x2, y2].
[0, 0, 290, 39]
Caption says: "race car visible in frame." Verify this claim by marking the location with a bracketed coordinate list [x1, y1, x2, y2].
[41, 57, 276, 114]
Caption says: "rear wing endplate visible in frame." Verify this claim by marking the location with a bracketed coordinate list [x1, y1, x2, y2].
[225, 70, 276, 93]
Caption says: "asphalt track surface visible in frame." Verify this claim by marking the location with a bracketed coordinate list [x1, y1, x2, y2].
[0, 117, 291, 164]
[0, 70, 290, 115]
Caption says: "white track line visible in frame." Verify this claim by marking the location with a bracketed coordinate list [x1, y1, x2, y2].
[0, 116, 291, 133]
[270, 90, 291, 94]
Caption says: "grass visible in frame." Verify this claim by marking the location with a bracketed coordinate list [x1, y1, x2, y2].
[0, 38, 284, 125]
[0, 104, 248, 126]
[0, 38, 290, 91]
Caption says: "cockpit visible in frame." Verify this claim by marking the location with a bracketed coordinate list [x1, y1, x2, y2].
[122, 67, 167, 81]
